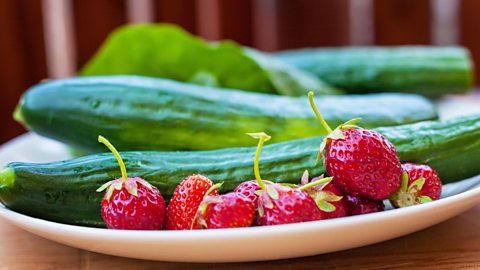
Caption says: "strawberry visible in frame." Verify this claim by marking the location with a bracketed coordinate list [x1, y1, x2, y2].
[166, 174, 218, 230]
[194, 184, 255, 229]
[234, 180, 261, 208]
[308, 92, 402, 200]
[344, 195, 385, 216]
[96, 136, 166, 230]
[257, 185, 324, 225]
[389, 163, 442, 208]
[300, 171, 347, 219]
[247, 133, 331, 226]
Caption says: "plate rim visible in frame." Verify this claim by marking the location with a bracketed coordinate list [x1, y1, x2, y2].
[1, 183, 479, 240]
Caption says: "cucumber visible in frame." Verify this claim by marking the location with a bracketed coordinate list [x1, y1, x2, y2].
[276, 46, 474, 96]
[15, 76, 437, 153]
[1, 114, 479, 227]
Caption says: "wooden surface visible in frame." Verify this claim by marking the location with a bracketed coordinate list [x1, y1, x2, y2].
[0, 204, 479, 269]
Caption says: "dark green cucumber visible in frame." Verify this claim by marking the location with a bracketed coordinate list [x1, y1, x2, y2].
[276, 46, 474, 96]
[15, 76, 437, 153]
[1, 114, 480, 227]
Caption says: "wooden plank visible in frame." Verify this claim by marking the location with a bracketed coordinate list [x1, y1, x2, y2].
[73, 0, 127, 70]
[126, 0, 155, 24]
[374, 0, 432, 45]
[349, 0, 374, 46]
[275, 0, 350, 50]
[459, 0, 480, 85]
[431, 0, 460, 45]
[155, 0, 197, 34]
[252, 0, 279, 51]
[42, 0, 76, 78]
[0, 0, 47, 144]
[218, 0, 253, 46]
[196, 0, 253, 45]
[195, 0, 221, 40]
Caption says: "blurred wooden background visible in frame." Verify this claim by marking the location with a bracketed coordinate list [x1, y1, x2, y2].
[1, 0, 479, 144]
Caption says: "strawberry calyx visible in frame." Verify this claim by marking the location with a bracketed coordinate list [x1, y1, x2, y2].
[96, 135, 153, 201]
[298, 170, 339, 213]
[389, 172, 433, 208]
[192, 182, 224, 229]
[308, 91, 362, 164]
[297, 170, 333, 192]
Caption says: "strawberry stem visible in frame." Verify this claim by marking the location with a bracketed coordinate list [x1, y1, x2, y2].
[308, 91, 333, 133]
[401, 172, 409, 192]
[98, 135, 128, 180]
[205, 182, 223, 196]
[298, 177, 333, 191]
[247, 132, 271, 190]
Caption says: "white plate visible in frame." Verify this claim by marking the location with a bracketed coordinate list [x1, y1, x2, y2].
[0, 133, 480, 263]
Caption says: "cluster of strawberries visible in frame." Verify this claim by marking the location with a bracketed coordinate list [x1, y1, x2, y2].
[97, 92, 442, 230]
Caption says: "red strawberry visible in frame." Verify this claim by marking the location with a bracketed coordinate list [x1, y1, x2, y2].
[308, 92, 402, 200]
[100, 178, 166, 230]
[325, 128, 402, 200]
[247, 133, 330, 226]
[344, 195, 385, 216]
[234, 180, 261, 207]
[389, 163, 442, 208]
[96, 136, 166, 230]
[300, 171, 347, 219]
[166, 174, 218, 230]
[194, 185, 255, 229]
[257, 185, 324, 225]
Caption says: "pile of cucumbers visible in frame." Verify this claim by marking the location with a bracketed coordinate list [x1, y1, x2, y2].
[0, 24, 478, 227]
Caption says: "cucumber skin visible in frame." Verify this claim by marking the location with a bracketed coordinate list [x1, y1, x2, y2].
[16, 76, 437, 153]
[276, 46, 474, 96]
[2, 114, 480, 227]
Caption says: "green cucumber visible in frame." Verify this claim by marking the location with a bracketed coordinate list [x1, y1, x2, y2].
[15, 76, 437, 153]
[276, 46, 474, 96]
[1, 114, 479, 227]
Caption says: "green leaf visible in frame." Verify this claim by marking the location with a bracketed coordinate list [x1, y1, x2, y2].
[266, 185, 279, 200]
[81, 24, 340, 96]
[113, 180, 123, 190]
[417, 196, 433, 204]
[280, 183, 299, 188]
[316, 200, 336, 213]
[96, 180, 113, 192]
[299, 177, 332, 191]
[301, 170, 309, 185]
[328, 128, 345, 140]
[258, 202, 265, 217]
[408, 178, 426, 193]
[244, 48, 341, 96]
[136, 178, 153, 190]
[316, 139, 327, 165]
[188, 71, 219, 87]
[124, 180, 138, 197]
[401, 172, 409, 192]
[339, 118, 362, 128]
[198, 201, 209, 215]
[105, 185, 115, 202]
[254, 189, 264, 196]
[263, 195, 274, 209]
[246, 132, 271, 141]
[324, 194, 343, 202]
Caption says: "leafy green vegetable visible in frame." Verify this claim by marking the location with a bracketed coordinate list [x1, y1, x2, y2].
[81, 24, 340, 96]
